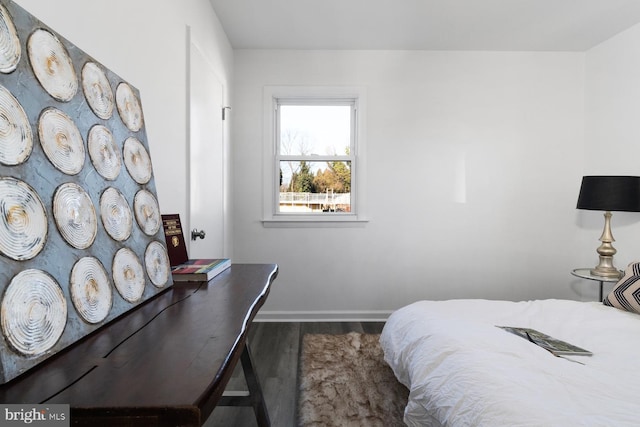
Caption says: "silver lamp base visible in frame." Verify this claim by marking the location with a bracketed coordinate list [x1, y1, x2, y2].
[590, 262, 621, 278]
[591, 211, 622, 279]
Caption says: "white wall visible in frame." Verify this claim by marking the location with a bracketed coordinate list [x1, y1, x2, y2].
[233, 50, 589, 319]
[13, 0, 234, 254]
[584, 23, 640, 275]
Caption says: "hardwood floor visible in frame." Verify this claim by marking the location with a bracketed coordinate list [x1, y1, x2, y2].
[204, 321, 385, 427]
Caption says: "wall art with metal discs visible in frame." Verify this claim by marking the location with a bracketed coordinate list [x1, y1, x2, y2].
[0, 0, 172, 383]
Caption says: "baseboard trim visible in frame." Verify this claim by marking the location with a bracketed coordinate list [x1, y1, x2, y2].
[254, 310, 393, 322]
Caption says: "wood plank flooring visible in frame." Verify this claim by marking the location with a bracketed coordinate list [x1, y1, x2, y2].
[204, 321, 385, 427]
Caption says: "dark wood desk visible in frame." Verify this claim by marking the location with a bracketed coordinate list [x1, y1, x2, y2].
[0, 263, 278, 427]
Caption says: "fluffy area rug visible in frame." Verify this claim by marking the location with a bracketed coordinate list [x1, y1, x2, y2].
[298, 332, 409, 427]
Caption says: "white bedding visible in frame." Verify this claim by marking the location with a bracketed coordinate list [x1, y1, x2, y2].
[380, 299, 640, 426]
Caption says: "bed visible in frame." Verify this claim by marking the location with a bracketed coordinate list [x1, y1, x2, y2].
[380, 293, 640, 426]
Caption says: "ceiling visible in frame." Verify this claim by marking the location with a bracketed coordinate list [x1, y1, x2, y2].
[208, 0, 640, 51]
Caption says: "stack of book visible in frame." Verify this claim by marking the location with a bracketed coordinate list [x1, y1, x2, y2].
[161, 214, 231, 282]
[170, 258, 231, 282]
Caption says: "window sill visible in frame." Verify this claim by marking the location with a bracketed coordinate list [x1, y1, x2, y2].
[262, 215, 369, 228]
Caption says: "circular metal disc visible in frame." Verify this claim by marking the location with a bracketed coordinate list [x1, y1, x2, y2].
[53, 182, 97, 249]
[1, 269, 67, 357]
[134, 189, 160, 236]
[88, 124, 121, 180]
[0, 177, 47, 261]
[100, 187, 132, 242]
[0, 84, 32, 165]
[81, 62, 113, 120]
[123, 137, 152, 184]
[112, 247, 145, 303]
[38, 107, 85, 175]
[116, 82, 143, 132]
[144, 241, 170, 288]
[0, 4, 21, 73]
[70, 256, 112, 324]
[27, 28, 77, 102]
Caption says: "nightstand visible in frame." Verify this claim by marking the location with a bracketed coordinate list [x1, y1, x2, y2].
[571, 268, 621, 302]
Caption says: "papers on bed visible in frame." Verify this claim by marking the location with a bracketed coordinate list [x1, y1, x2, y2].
[496, 326, 592, 356]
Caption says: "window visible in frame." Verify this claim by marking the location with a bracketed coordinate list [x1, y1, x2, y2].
[263, 87, 366, 225]
[278, 101, 354, 213]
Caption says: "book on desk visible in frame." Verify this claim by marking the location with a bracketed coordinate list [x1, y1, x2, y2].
[171, 258, 231, 281]
[162, 214, 231, 282]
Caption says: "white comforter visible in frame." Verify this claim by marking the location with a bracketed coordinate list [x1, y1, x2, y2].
[380, 299, 640, 427]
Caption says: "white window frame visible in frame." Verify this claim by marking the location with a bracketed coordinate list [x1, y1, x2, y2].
[262, 86, 367, 227]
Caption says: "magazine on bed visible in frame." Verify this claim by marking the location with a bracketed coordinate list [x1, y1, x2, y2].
[497, 326, 593, 356]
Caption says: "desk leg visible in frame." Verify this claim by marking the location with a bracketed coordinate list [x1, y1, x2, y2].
[241, 342, 270, 427]
[219, 342, 271, 427]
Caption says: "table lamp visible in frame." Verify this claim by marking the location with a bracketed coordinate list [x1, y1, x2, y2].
[576, 176, 640, 278]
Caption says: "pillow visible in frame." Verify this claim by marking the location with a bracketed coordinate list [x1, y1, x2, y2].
[604, 261, 640, 314]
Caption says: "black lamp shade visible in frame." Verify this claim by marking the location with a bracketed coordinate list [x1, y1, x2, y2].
[577, 176, 640, 212]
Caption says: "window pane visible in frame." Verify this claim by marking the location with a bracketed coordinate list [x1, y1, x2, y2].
[279, 161, 351, 213]
[279, 105, 351, 156]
